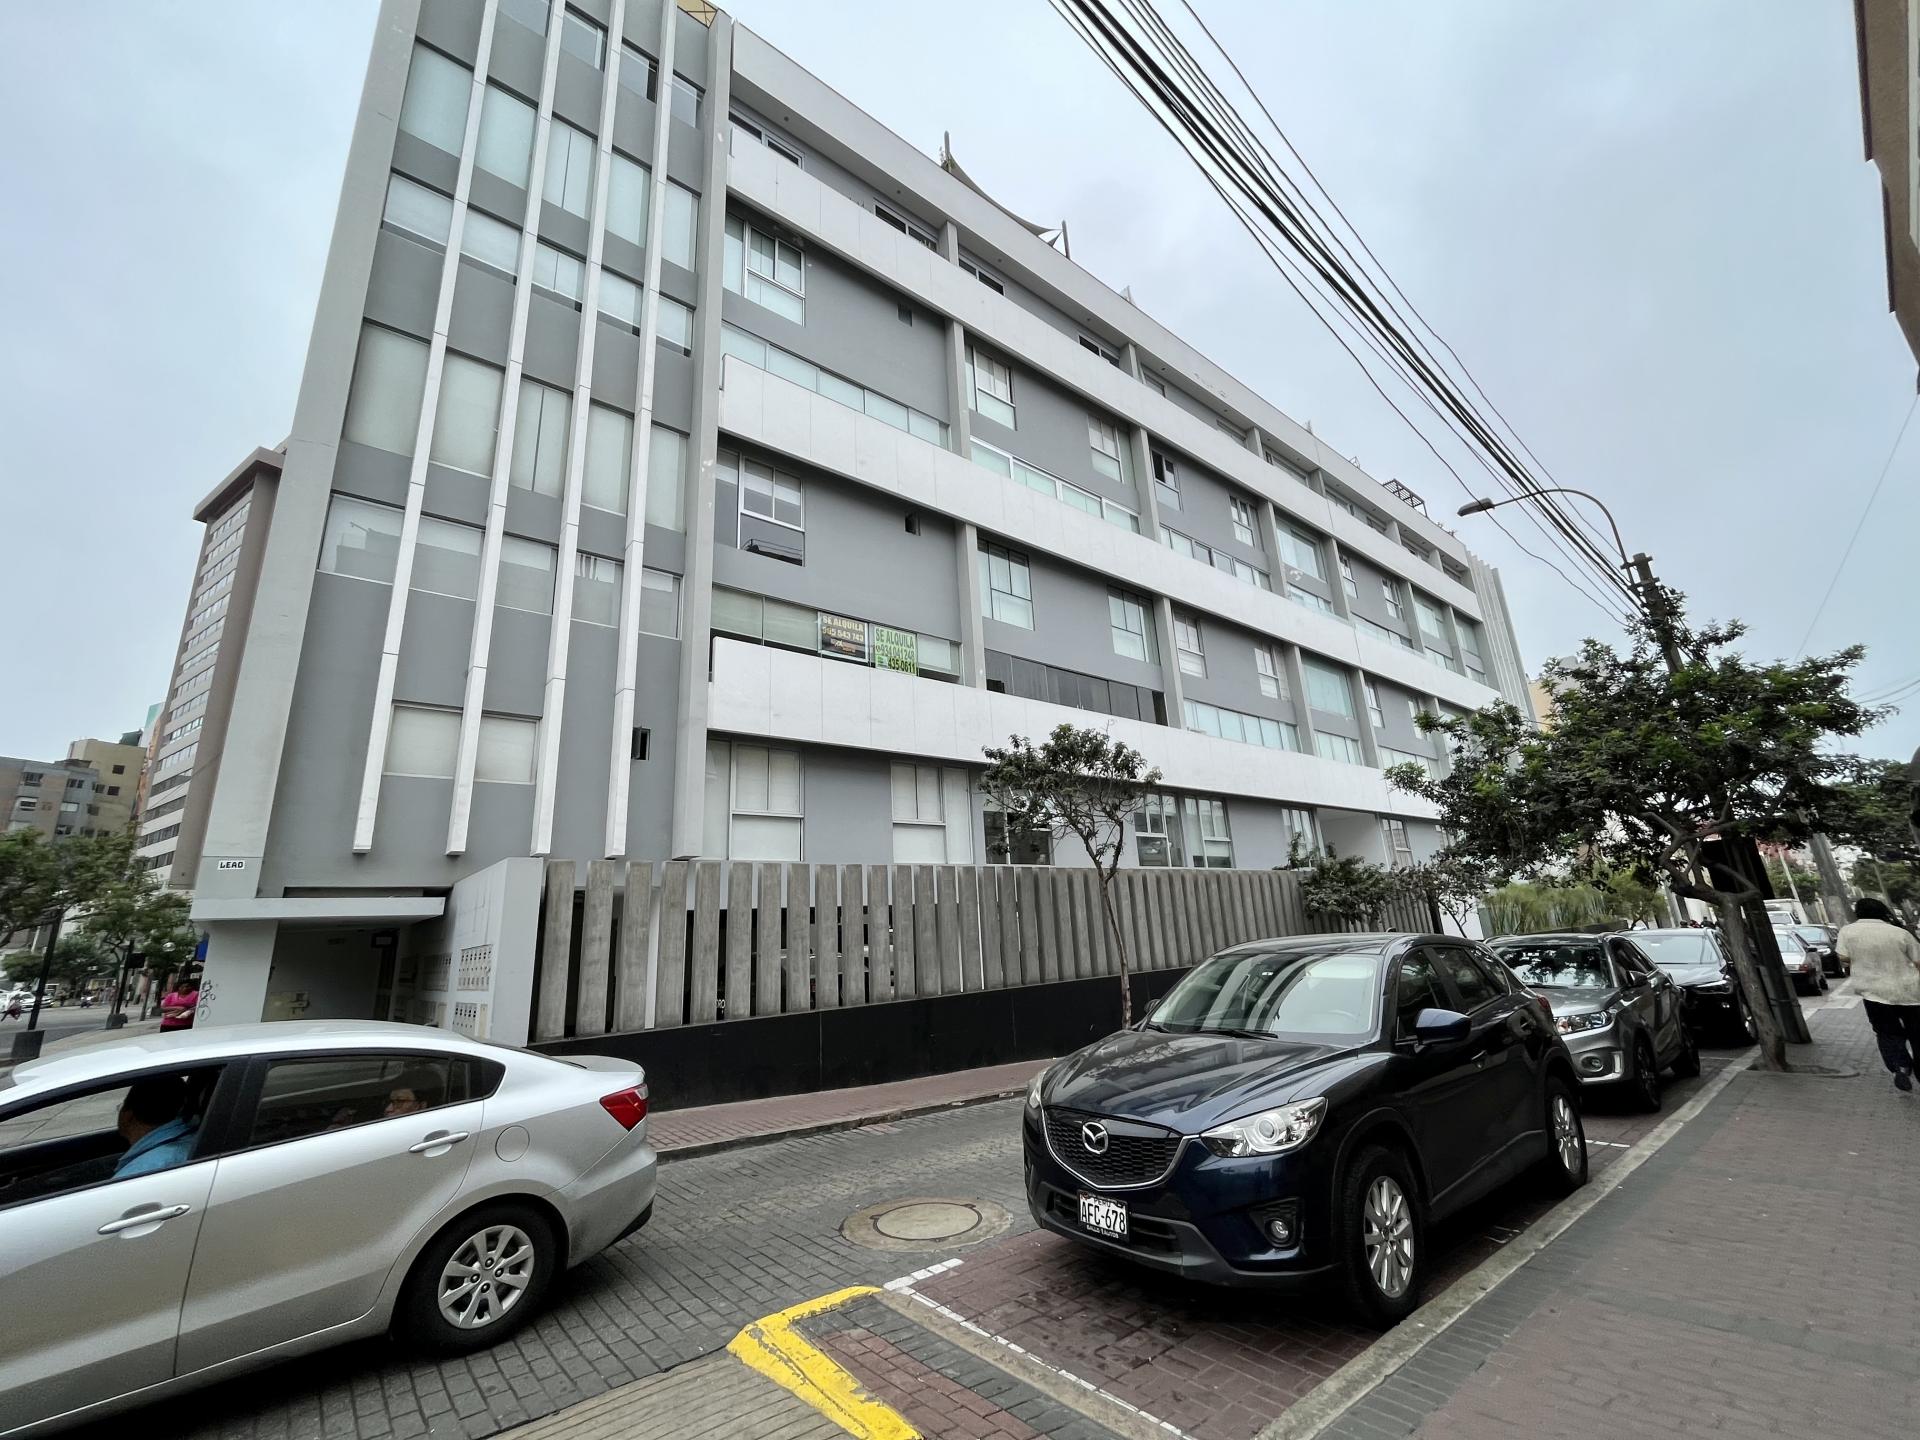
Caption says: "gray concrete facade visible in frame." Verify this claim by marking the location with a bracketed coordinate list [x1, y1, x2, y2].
[188, 0, 1527, 1026]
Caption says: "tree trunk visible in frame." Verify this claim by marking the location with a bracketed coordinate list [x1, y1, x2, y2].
[1714, 892, 1789, 1072]
[1096, 870, 1132, 1028]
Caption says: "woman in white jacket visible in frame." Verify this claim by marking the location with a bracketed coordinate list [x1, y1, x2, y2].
[1837, 897, 1920, 1090]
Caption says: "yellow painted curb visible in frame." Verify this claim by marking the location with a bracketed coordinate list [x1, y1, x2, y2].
[726, 1285, 921, 1440]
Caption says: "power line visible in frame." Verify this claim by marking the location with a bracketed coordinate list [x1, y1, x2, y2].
[1792, 390, 1918, 660]
[1051, 0, 1644, 616]
[1046, 0, 1634, 624]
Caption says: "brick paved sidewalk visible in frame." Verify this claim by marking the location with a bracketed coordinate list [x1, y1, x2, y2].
[1312, 998, 1920, 1440]
[650, 1056, 1049, 1157]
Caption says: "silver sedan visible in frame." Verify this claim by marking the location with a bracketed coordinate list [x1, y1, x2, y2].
[0, 1020, 656, 1437]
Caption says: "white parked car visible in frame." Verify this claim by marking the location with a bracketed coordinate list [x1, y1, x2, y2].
[0, 1021, 656, 1437]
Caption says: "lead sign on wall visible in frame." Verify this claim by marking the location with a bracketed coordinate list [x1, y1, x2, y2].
[872, 625, 918, 676]
[818, 612, 869, 663]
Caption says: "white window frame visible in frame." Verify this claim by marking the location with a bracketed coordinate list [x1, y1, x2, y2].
[728, 744, 803, 861]
[1279, 524, 1325, 581]
[1108, 589, 1155, 664]
[959, 256, 1005, 294]
[1365, 680, 1386, 729]
[980, 543, 1034, 629]
[1380, 817, 1415, 869]
[966, 343, 1015, 427]
[1078, 333, 1120, 367]
[875, 202, 938, 249]
[1174, 614, 1205, 677]
[1340, 555, 1359, 598]
[559, 6, 606, 67]
[1303, 657, 1355, 718]
[1255, 643, 1286, 701]
[1382, 578, 1406, 620]
[1088, 415, 1131, 484]
[733, 215, 805, 317]
[1230, 496, 1258, 548]
[737, 456, 804, 532]
[1315, 732, 1366, 766]
[1152, 451, 1180, 509]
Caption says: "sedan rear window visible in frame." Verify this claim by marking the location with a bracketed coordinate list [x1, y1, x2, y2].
[1153, 950, 1382, 1042]
[1632, 932, 1715, 968]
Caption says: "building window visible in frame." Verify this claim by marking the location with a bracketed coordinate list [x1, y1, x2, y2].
[1283, 807, 1319, 854]
[1381, 817, 1415, 868]
[1278, 524, 1325, 581]
[985, 807, 1052, 865]
[342, 324, 429, 457]
[605, 152, 650, 248]
[1365, 681, 1386, 729]
[318, 496, 404, 584]
[1414, 595, 1450, 646]
[1142, 370, 1166, 396]
[382, 173, 453, 247]
[531, 242, 585, 304]
[384, 704, 460, 778]
[542, 121, 596, 218]
[662, 182, 698, 269]
[398, 44, 471, 156]
[509, 379, 571, 497]
[1302, 658, 1354, 718]
[647, 424, 687, 531]
[670, 74, 702, 128]
[731, 113, 803, 165]
[1152, 452, 1180, 510]
[1315, 732, 1366, 765]
[476, 86, 536, 187]
[656, 295, 695, 353]
[1108, 589, 1156, 663]
[1185, 797, 1234, 868]
[891, 763, 963, 862]
[1255, 643, 1286, 700]
[476, 714, 538, 784]
[1340, 555, 1359, 599]
[573, 553, 620, 626]
[720, 325, 946, 443]
[1382, 578, 1406, 621]
[1289, 584, 1337, 616]
[731, 745, 802, 860]
[638, 567, 679, 638]
[428, 354, 504, 475]
[500, 0, 548, 31]
[724, 215, 804, 321]
[1088, 415, 1132, 485]
[1183, 699, 1298, 751]
[560, 7, 606, 66]
[497, 536, 556, 615]
[1380, 746, 1438, 778]
[1230, 496, 1258, 548]
[598, 269, 645, 331]
[411, 517, 483, 601]
[959, 256, 1004, 294]
[979, 543, 1034, 628]
[1078, 334, 1121, 367]
[1174, 614, 1205, 677]
[738, 458, 804, 543]
[966, 344, 1015, 428]
[582, 403, 634, 514]
[460, 209, 522, 274]
[1134, 794, 1181, 867]
[875, 203, 938, 249]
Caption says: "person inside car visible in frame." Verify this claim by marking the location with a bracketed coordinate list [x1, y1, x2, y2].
[112, 1076, 198, 1178]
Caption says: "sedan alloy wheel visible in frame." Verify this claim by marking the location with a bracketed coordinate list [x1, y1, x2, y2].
[438, 1223, 537, 1330]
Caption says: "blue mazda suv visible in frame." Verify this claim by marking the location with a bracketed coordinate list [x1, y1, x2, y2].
[1022, 933, 1586, 1326]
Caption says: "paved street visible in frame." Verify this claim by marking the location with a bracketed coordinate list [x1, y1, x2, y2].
[73, 1012, 1799, 1440]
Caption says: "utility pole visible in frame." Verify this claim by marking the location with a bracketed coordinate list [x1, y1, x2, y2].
[1807, 831, 1853, 926]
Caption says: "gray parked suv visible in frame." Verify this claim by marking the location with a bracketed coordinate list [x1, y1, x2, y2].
[1486, 934, 1699, 1110]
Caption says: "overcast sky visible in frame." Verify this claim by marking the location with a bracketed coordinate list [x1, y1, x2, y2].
[3, 0, 1915, 766]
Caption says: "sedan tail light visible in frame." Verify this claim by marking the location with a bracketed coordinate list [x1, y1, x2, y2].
[599, 1084, 649, 1130]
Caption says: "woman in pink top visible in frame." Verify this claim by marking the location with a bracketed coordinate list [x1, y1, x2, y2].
[159, 976, 200, 1031]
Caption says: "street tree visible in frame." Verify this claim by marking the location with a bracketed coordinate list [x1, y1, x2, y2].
[979, 724, 1160, 1026]
[1386, 619, 1879, 1071]
[1823, 756, 1920, 864]
[0, 831, 63, 940]
[1394, 850, 1504, 933]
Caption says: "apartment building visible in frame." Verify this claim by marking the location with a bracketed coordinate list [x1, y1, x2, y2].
[139, 448, 283, 887]
[64, 735, 146, 837]
[1856, 0, 1920, 372]
[190, 0, 1530, 1029]
[1, 757, 103, 841]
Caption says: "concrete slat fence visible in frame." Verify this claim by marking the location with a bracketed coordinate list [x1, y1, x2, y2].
[531, 862, 1433, 1042]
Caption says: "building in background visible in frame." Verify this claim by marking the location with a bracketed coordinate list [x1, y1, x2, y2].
[64, 734, 146, 836]
[1854, 0, 1920, 372]
[190, 0, 1531, 1033]
[138, 448, 283, 888]
[1, 756, 103, 841]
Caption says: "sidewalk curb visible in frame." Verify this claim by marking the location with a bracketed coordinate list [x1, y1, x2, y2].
[656, 1085, 1029, 1164]
[1254, 1058, 1751, 1440]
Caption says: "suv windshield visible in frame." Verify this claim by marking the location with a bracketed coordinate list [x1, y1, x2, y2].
[1489, 942, 1610, 990]
[1793, 927, 1828, 943]
[1152, 949, 1383, 1042]
[1632, 932, 1717, 969]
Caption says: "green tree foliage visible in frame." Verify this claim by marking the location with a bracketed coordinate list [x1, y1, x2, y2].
[1762, 859, 1823, 911]
[1480, 873, 1663, 937]
[0, 829, 198, 998]
[1292, 849, 1400, 929]
[1822, 756, 1920, 863]
[1394, 851, 1505, 932]
[980, 724, 1161, 1025]
[1851, 855, 1920, 914]
[1388, 619, 1878, 1070]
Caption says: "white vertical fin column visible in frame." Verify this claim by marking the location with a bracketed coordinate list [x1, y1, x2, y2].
[940, 225, 987, 691]
[530, 0, 631, 856]
[446, 8, 570, 855]
[353, 1, 504, 854]
[602, 3, 680, 858]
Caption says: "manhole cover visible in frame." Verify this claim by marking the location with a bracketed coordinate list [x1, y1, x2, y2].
[842, 1196, 1014, 1252]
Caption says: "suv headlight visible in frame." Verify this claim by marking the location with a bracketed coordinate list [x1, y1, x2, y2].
[1556, 1007, 1617, 1034]
[1199, 1097, 1327, 1158]
[1025, 1068, 1047, 1110]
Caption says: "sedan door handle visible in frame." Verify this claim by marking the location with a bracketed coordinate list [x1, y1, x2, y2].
[408, 1131, 471, 1155]
[98, 1204, 192, 1235]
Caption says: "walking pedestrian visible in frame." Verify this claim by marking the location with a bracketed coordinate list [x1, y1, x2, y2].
[1837, 897, 1920, 1090]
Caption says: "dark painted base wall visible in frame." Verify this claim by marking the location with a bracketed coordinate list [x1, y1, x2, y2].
[536, 968, 1192, 1111]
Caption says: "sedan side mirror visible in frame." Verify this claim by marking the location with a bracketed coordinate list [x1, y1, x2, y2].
[1412, 1007, 1472, 1046]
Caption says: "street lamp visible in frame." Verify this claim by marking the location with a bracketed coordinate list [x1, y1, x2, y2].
[1456, 489, 1631, 570]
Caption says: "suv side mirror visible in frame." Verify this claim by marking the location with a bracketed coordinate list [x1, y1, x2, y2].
[1412, 1008, 1471, 1046]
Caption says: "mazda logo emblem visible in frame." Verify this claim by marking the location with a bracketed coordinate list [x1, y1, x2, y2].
[1080, 1121, 1110, 1155]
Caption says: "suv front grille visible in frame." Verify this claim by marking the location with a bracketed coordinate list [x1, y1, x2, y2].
[1042, 1107, 1182, 1189]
